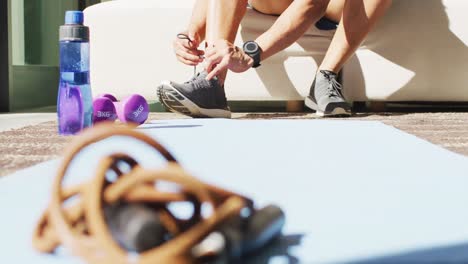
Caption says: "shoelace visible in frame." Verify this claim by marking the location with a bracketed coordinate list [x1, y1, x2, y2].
[177, 33, 202, 76]
[322, 72, 344, 98]
[189, 73, 208, 91]
[184, 72, 201, 84]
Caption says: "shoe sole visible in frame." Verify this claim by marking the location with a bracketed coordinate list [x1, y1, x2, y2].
[157, 81, 232, 119]
[305, 97, 351, 117]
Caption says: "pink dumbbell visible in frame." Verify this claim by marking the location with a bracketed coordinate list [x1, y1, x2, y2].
[93, 94, 149, 125]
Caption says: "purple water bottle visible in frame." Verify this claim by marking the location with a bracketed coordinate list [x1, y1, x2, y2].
[57, 11, 93, 135]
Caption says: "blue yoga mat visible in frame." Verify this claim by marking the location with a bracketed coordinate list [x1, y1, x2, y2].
[1, 119, 468, 263]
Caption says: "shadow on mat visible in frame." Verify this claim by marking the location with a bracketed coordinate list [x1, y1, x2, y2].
[237, 113, 310, 119]
[239, 234, 304, 264]
[137, 124, 203, 129]
[236, 112, 410, 119]
[347, 241, 468, 264]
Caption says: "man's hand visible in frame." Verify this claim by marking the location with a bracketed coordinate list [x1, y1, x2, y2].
[204, 40, 254, 80]
[173, 30, 204, 66]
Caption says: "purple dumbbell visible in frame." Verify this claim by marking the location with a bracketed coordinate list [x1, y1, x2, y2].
[93, 94, 149, 125]
[93, 95, 118, 124]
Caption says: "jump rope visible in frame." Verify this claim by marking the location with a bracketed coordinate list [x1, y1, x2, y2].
[33, 124, 285, 263]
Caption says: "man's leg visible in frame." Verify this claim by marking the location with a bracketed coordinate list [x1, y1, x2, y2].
[305, 0, 391, 117]
[320, 0, 392, 72]
[205, 0, 249, 85]
[158, 0, 249, 118]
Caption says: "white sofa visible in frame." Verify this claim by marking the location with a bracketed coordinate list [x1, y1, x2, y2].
[84, 0, 468, 104]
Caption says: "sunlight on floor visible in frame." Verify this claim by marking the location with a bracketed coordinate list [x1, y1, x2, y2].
[0, 113, 55, 132]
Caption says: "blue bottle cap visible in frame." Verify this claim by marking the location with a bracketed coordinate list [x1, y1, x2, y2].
[65, 11, 84, 25]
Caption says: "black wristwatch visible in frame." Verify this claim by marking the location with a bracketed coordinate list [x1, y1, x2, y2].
[243, 41, 262, 68]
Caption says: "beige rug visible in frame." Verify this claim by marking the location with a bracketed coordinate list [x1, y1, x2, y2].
[1, 112, 467, 177]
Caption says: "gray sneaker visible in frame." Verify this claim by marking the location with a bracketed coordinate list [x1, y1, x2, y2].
[157, 71, 231, 118]
[305, 70, 351, 117]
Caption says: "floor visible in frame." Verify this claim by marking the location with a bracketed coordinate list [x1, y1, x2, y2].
[1, 111, 468, 177]
[0, 113, 55, 132]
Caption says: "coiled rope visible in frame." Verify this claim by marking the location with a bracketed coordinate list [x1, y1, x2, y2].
[32, 123, 253, 264]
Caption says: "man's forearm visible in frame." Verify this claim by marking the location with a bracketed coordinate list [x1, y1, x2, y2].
[256, 0, 330, 60]
[188, 0, 209, 41]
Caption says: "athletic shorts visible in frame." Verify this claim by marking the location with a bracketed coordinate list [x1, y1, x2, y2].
[247, 1, 338, 31]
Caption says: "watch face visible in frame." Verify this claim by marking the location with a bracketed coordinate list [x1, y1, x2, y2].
[244, 42, 258, 53]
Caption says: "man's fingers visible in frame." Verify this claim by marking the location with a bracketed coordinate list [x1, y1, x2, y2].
[178, 40, 204, 57]
[205, 49, 226, 67]
[174, 42, 199, 55]
[180, 39, 195, 50]
[205, 64, 224, 80]
[175, 48, 202, 62]
[204, 55, 222, 73]
[176, 55, 198, 66]
[176, 42, 204, 57]
[206, 57, 229, 80]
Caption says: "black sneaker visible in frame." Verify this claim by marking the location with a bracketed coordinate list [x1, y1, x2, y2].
[157, 71, 231, 118]
[305, 70, 351, 117]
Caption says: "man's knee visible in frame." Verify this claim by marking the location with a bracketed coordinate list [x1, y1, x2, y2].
[304, 0, 331, 16]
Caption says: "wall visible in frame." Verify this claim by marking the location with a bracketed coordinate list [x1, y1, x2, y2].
[5, 0, 107, 112]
